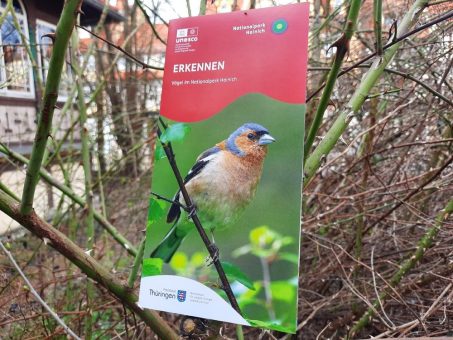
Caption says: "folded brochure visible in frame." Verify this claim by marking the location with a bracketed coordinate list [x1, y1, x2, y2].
[139, 3, 309, 333]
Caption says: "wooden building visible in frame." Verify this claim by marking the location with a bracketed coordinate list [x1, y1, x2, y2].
[0, 0, 123, 156]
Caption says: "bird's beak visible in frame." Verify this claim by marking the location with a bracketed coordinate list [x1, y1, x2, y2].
[258, 133, 276, 145]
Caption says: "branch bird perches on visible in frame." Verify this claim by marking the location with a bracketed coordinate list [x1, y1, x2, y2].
[156, 120, 242, 315]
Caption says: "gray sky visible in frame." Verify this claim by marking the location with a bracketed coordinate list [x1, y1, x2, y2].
[146, 0, 300, 22]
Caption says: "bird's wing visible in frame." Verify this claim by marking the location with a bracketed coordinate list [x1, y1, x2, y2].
[166, 146, 221, 223]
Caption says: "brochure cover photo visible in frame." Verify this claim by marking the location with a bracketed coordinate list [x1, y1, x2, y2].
[138, 3, 309, 333]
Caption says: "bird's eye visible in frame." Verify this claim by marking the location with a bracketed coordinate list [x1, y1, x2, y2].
[247, 133, 255, 140]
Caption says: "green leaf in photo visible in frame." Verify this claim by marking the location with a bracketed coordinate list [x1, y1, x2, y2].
[147, 197, 167, 228]
[251, 250, 273, 259]
[160, 123, 191, 144]
[221, 261, 255, 290]
[238, 281, 263, 308]
[142, 258, 163, 277]
[231, 244, 252, 258]
[278, 252, 299, 264]
[246, 319, 296, 333]
[249, 225, 275, 247]
[154, 144, 167, 161]
[270, 281, 296, 303]
[277, 236, 294, 248]
[238, 281, 261, 303]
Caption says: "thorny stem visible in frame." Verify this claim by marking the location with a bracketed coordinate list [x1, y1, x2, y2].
[0, 144, 137, 256]
[157, 123, 242, 315]
[20, 0, 83, 215]
[304, 0, 362, 157]
[306, 9, 453, 102]
[0, 190, 179, 340]
[73, 27, 96, 338]
[373, 0, 383, 56]
[128, 239, 146, 288]
[304, 0, 431, 186]
[348, 199, 453, 338]
[45, 4, 111, 168]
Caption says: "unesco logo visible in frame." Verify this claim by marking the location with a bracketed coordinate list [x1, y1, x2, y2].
[177, 290, 187, 302]
[176, 27, 199, 43]
[272, 19, 288, 34]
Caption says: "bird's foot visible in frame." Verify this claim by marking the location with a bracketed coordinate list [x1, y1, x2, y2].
[217, 280, 226, 291]
[206, 243, 220, 266]
[187, 205, 197, 219]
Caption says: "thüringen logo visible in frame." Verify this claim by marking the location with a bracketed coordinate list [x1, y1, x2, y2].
[177, 290, 187, 302]
[272, 19, 288, 34]
[149, 289, 176, 300]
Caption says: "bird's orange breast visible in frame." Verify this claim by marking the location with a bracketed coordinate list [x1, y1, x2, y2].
[184, 150, 266, 231]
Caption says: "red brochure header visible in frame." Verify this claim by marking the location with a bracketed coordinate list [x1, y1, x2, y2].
[160, 3, 309, 122]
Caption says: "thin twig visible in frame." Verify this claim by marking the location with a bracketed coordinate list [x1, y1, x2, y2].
[0, 190, 179, 339]
[0, 240, 81, 340]
[135, 0, 168, 45]
[361, 154, 453, 236]
[400, 283, 453, 336]
[307, 9, 453, 102]
[304, 0, 439, 186]
[76, 25, 164, 71]
[150, 191, 188, 210]
[348, 199, 453, 337]
[0, 143, 137, 256]
[308, 65, 453, 106]
[371, 246, 395, 328]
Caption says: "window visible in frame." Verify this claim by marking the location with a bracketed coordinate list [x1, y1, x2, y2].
[36, 19, 73, 98]
[0, 0, 34, 98]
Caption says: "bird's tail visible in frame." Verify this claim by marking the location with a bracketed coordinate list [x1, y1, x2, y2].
[150, 224, 185, 263]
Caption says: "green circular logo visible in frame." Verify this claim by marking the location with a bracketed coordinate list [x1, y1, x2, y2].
[272, 19, 288, 34]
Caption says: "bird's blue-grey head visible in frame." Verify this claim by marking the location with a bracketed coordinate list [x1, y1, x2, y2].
[226, 123, 276, 157]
